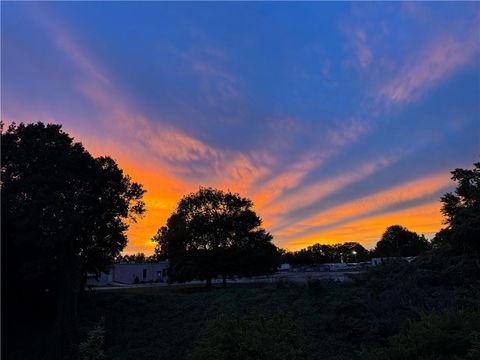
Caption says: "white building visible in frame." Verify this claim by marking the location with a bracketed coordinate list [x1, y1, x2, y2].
[371, 257, 415, 266]
[87, 261, 169, 286]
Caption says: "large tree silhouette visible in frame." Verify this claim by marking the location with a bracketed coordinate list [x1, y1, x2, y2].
[1, 122, 145, 357]
[153, 187, 279, 287]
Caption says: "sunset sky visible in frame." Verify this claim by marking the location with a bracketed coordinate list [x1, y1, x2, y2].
[2, 2, 479, 254]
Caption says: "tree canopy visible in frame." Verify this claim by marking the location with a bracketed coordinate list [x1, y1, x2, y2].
[116, 252, 160, 263]
[436, 162, 480, 254]
[282, 242, 370, 266]
[374, 225, 431, 257]
[1, 122, 145, 356]
[153, 187, 280, 287]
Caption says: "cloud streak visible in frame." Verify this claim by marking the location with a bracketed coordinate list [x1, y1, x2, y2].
[379, 25, 480, 104]
[275, 171, 454, 248]
[262, 152, 403, 224]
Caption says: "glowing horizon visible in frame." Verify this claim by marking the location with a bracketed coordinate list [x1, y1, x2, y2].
[2, 2, 479, 254]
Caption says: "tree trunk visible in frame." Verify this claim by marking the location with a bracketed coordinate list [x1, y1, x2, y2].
[206, 277, 212, 288]
[222, 274, 227, 288]
[55, 240, 80, 359]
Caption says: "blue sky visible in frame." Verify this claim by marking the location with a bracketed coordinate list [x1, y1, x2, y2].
[2, 2, 479, 253]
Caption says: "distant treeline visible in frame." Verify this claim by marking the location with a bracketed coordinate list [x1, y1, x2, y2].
[115, 252, 161, 263]
[282, 224, 431, 266]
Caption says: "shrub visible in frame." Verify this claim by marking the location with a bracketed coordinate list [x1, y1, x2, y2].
[78, 319, 106, 360]
[187, 311, 309, 360]
[362, 309, 480, 360]
[307, 278, 336, 295]
[276, 279, 303, 290]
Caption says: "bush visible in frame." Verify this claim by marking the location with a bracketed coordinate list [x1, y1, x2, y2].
[78, 319, 106, 360]
[276, 279, 303, 290]
[307, 278, 336, 295]
[362, 309, 480, 360]
[187, 311, 309, 360]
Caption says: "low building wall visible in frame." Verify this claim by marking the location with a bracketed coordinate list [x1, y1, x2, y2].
[87, 261, 169, 286]
[113, 262, 168, 284]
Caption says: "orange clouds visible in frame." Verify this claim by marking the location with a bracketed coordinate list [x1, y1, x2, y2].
[287, 202, 444, 250]
[262, 153, 401, 221]
[250, 154, 323, 212]
[82, 142, 194, 254]
[276, 172, 453, 250]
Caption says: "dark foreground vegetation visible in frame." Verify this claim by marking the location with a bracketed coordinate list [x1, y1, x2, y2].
[82, 242, 480, 360]
[8, 252, 479, 360]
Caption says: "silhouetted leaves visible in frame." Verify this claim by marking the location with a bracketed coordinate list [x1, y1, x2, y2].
[187, 311, 309, 360]
[362, 310, 480, 360]
[152, 187, 280, 286]
[1, 122, 145, 356]
[436, 162, 480, 254]
[282, 242, 370, 266]
[373, 225, 431, 257]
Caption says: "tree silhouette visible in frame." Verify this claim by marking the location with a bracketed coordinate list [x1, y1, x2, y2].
[1, 122, 145, 357]
[153, 187, 279, 287]
[435, 162, 480, 254]
[115, 252, 160, 263]
[374, 225, 430, 257]
[281, 242, 369, 265]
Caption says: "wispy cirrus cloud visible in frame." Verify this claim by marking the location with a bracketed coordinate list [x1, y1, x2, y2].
[188, 47, 242, 105]
[342, 4, 479, 107]
[154, 42, 243, 112]
[250, 153, 325, 215]
[327, 118, 370, 146]
[352, 27, 373, 69]
[378, 24, 480, 104]
[275, 171, 454, 247]
[262, 151, 403, 225]
[251, 116, 374, 217]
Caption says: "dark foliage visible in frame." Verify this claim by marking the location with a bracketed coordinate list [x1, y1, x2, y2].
[373, 225, 431, 257]
[283, 242, 370, 266]
[152, 187, 280, 287]
[436, 162, 480, 254]
[116, 252, 160, 263]
[362, 310, 480, 360]
[68, 250, 479, 360]
[1, 122, 145, 358]
[187, 311, 309, 360]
